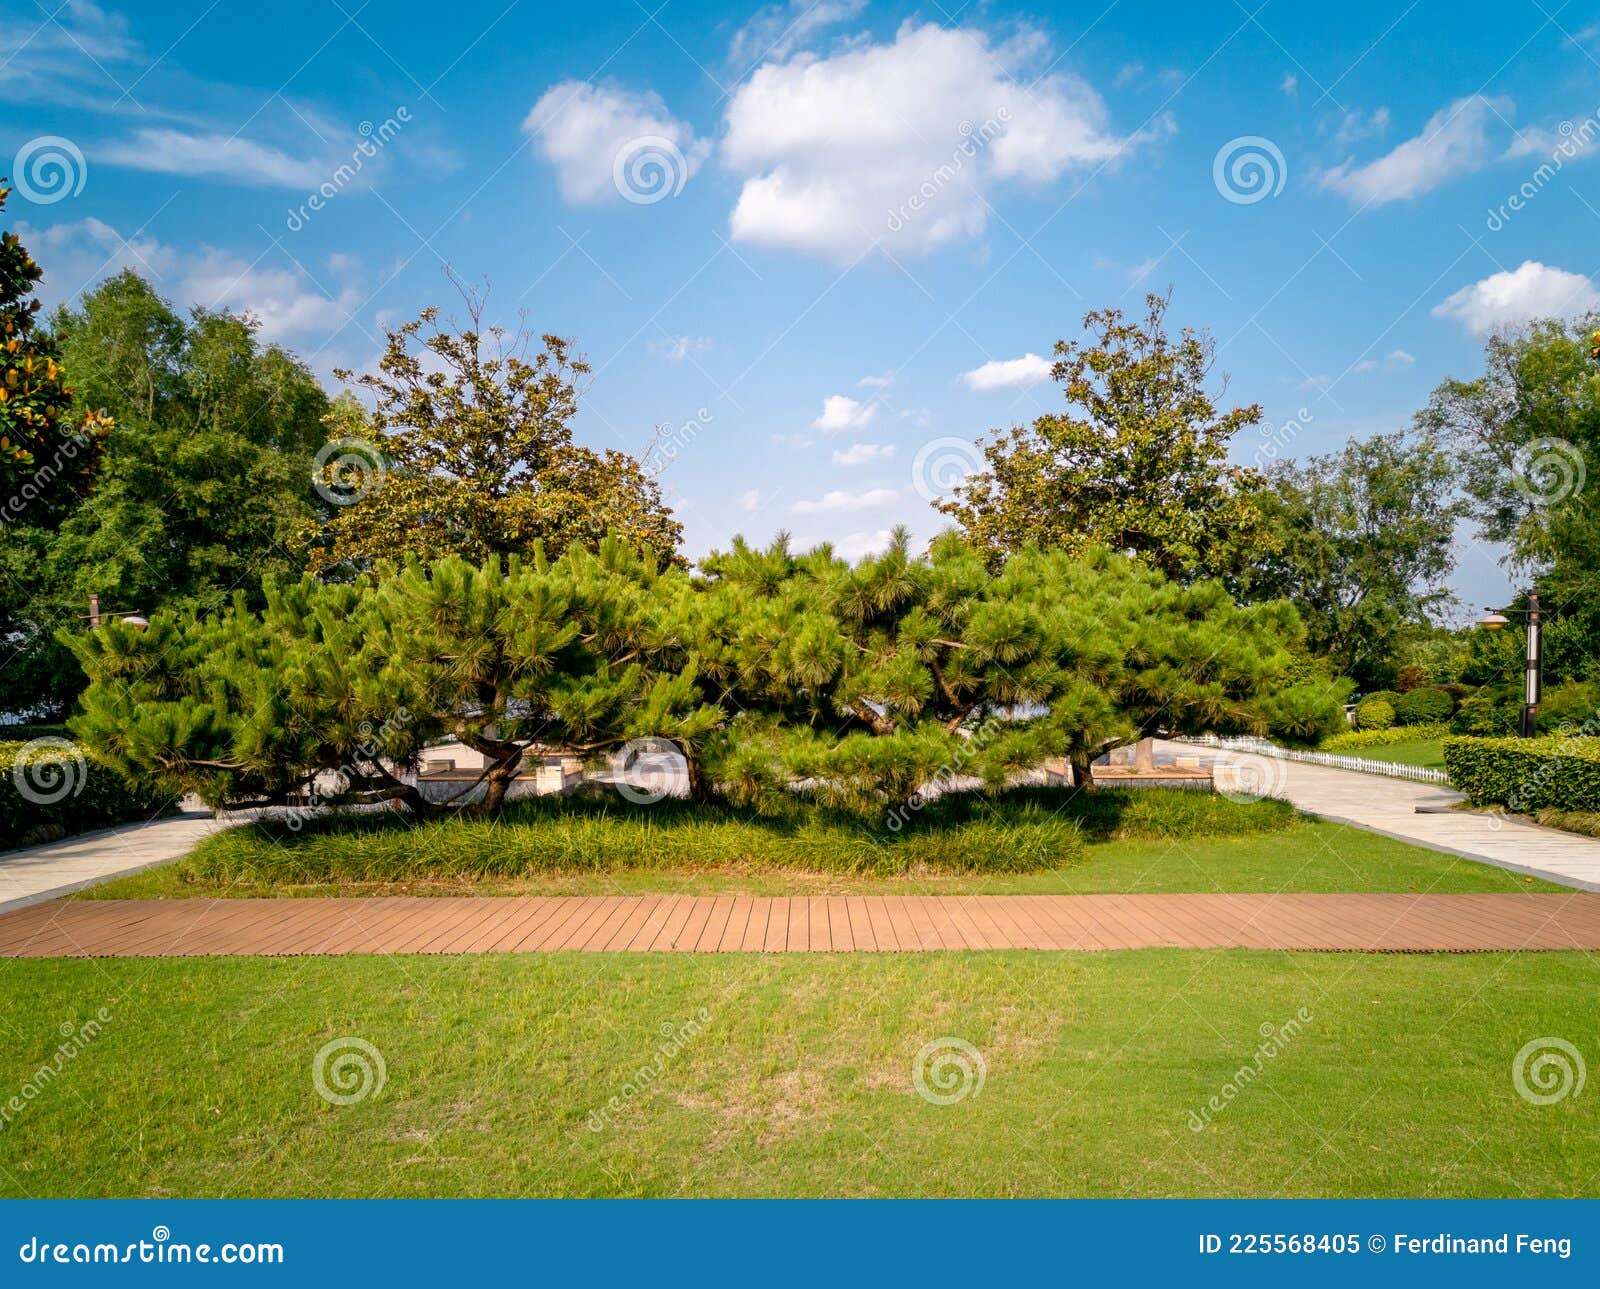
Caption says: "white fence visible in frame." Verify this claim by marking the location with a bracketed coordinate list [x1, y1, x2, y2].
[1178, 735, 1453, 786]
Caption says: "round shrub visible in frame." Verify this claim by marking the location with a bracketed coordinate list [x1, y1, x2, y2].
[1393, 685, 1454, 725]
[1355, 698, 1395, 730]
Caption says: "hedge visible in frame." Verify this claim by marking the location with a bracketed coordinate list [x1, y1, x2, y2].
[0, 740, 175, 851]
[1393, 685, 1454, 725]
[1355, 698, 1395, 731]
[1321, 724, 1450, 752]
[1441, 735, 1600, 812]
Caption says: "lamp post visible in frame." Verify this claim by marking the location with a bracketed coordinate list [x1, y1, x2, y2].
[1476, 592, 1541, 737]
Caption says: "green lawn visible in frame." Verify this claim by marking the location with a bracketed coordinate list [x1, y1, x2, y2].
[80, 819, 1560, 898]
[2, 952, 1594, 1198]
[1347, 739, 1446, 770]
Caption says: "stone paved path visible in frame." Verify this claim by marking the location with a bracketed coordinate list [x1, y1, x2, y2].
[1162, 740, 1600, 892]
[2, 892, 1598, 956]
[0, 812, 235, 913]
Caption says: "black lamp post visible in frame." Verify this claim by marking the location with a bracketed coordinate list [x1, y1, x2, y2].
[1476, 592, 1541, 738]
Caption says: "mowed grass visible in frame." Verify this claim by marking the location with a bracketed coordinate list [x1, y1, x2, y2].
[1, 952, 1595, 1198]
[79, 791, 1559, 898]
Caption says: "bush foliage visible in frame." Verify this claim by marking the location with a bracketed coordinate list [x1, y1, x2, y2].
[1355, 698, 1395, 730]
[1393, 685, 1454, 725]
[1442, 735, 1600, 811]
[0, 741, 173, 851]
[1320, 724, 1450, 752]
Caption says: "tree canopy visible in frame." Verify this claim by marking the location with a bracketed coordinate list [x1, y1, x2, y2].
[1242, 431, 1464, 689]
[939, 293, 1275, 586]
[309, 286, 682, 575]
[67, 532, 1336, 817]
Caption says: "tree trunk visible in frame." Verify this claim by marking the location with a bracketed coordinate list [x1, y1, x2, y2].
[1134, 737, 1155, 772]
[679, 743, 719, 805]
[479, 747, 525, 814]
[1069, 752, 1096, 791]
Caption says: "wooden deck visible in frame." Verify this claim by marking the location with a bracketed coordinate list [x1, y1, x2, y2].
[2, 892, 1599, 956]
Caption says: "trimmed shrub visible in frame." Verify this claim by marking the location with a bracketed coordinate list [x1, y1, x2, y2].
[1393, 686, 1454, 725]
[1355, 698, 1395, 731]
[1442, 735, 1600, 811]
[1394, 665, 1428, 693]
[1539, 681, 1600, 731]
[1320, 724, 1449, 752]
[0, 740, 175, 851]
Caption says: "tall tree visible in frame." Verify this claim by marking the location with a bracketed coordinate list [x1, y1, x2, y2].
[3, 270, 326, 717]
[309, 285, 682, 574]
[1418, 315, 1600, 679]
[939, 293, 1274, 585]
[1241, 431, 1464, 688]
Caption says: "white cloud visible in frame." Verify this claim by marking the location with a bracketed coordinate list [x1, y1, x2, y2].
[857, 372, 894, 388]
[1351, 360, 1378, 374]
[20, 218, 358, 343]
[525, 81, 709, 203]
[1320, 96, 1506, 204]
[812, 394, 877, 432]
[98, 128, 328, 187]
[791, 487, 899, 514]
[832, 442, 895, 466]
[651, 335, 712, 362]
[739, 489, 761, 511]
[962, 352, 1052, 391]
[831, 529, 895, 559]
[1281, 73, 1298, 97]
[1388, 348, 1415, 364]
[728, 0, 865, 68]
[1298, 374, 1332, 391]
[722, 20, 1165, 261]
[1432, 261, 1600, 335]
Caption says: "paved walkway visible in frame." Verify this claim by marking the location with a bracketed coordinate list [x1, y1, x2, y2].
[0, 812, 236, 913]
[1162, 740, 1600, 892]
[2, 892, 1599, 956]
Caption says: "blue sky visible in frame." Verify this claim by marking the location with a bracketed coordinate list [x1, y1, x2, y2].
[6, 0, 1600, 613]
